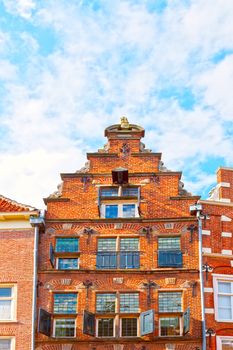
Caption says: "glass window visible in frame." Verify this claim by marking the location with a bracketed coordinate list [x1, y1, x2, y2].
[222, 339, 233, 350]
[105, 205, 118, 218]
[122, 187, 138, 197]
[123, 204, 136, 218]
[101, 188, 118, 197]
[120, 238, 138, 251]
[121, 318, 137, 337]
[96, 294, 116, 313]
[54, 294, 77, 314]
[97, 318, 114, 337]
[217, 281, 233, 321]
[158, 237, 180, 250]
[160, 317, 181, 336]
[159, 292, 182, 312]
[120, 293, 139, 313]
[54, 319, 75, 337]
[58, 258, 79, 270]
[0, 339, 11, 350]
[55, 238, 79, 252]
[98, 239, 116, 252]
[0, 287, 14, 321]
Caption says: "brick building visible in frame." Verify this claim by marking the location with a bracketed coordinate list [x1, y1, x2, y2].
[200, 167, 233, 350]
[0, 195, 39, 350]
[36, 118, 203, 350]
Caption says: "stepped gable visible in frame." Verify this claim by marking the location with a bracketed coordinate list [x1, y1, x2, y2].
[0, 194, 36, 212]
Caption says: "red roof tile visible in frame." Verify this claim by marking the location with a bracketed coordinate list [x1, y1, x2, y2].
[0, 195, 36, 212]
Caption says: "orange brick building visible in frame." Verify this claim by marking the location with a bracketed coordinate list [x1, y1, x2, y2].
[36, 118, 203, 350]
[0, 195, 39, 350]
[200, 167, 233, 350]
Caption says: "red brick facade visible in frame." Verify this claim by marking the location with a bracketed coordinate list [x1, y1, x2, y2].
[0, 195, 38, 350]
[36, 120, 202, 349]
[200, 168, 233, 350]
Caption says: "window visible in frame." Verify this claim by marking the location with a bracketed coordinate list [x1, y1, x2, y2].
[160, 317, 182, 336]
[55, 238, 79, 252]
[97, 318, 114, 337]
[54, 319, 76, 337]
[97, 238, 140, 269]
[158, 237, 182, 268]
[120, 293, 139, 313]
[214, 276, 233, 321]
[0, 338, 14, 350]
[121, 318, 138, 337]
[54, 294, 77, 314]
[159, 292, 182, 313]
[0, 286, 15, 321]
[217, 336, 233, 350]
[57, 258, 79, 270]
[99, 186, 140, 219]
[96, 293, 140, 338]
[96, 294, 116, 313]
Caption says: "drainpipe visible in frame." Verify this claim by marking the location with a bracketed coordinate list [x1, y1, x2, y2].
[190, 203, 206, 350]
[30, 213, 45, 350]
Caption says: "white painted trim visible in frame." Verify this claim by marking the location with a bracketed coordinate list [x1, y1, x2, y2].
[0, 284, 17, 322]
[202, 247, 212, 253]
[220, 198, 231, 203]
[219, 182, 230, 187]
[221, 249, 232, 255]
[231, 261, 233, 267]
[0, 337, 15, 350]
[204, 308, 214, 314]
[221, 215, 232, 222]
[159, 316, 182, 337]
[202, 230, 211, 235]
[212, 274, 233, 278]
[204, 288, 213, 293]
[96, 318, 115, 337]
[217, 336, 233, 350]
[53, 318, 76, 338]
[221, 232, 232, 237]
[213, 276, 233, 322]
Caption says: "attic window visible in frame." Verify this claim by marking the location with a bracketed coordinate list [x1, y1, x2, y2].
[112, 168, 128, 184]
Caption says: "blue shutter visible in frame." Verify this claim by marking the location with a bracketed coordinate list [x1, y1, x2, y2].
[38, 308, 51, 337]
[120, 252, 126, 268]
[49, 243, 55, 268]
[83, 310, 95, 336]
[158, 251, 183, 267]
[140, 309, 154, 335]
[183, 307, 190, 334]
[133, 252, 140, 268]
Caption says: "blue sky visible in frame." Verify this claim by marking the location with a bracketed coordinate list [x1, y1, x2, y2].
[0, 0, 233, 208]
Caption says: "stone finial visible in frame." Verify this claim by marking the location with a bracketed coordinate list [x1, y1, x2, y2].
[120, 116, 130, 129]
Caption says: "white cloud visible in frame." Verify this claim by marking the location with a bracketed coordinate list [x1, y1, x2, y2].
[3, 0, 36, 19]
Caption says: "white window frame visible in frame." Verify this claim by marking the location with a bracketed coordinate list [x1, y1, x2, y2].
[96, 318, 115, 337]
[217, 336, 233, 350]
[56, 258, 79, 270]
[101, 203, 139, 218]
[213, 274, 233, 322]
[0, 285, 17, 322]
[159, 317, 183, 337]
[120, 317, 139, 337]
[0, 337, 15, 350]
[53, 318, 76, 338]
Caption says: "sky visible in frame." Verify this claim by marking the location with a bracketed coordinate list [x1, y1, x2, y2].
[0, 0, 233, 209]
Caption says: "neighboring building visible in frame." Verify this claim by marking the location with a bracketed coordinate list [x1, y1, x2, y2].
[200, 167, 233, 350]
[36, 118, 202, 350]
[0, 195, 39, 350]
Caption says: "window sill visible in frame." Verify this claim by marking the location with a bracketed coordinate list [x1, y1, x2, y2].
[0, 320, 17, 323]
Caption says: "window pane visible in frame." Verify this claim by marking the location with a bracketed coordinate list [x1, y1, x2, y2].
[96, 252, 117, 269]
[96, 294, 116, 313]
[219, 282, 231, 293]
[0, 288, 12, 298]
[105, 205, 118, 218]
[123, 204, 135, 218]
[121, 318, 137, 337]
[0, 339, 11, 350]
[120, 293, 139, 313]
[120, 238, 138, 251]
[160, 317, 180, 336]
[55, 319, 75, 337]
[0, 301, 12, 320]
[158, 237, 180, 250]
[119, 252, 140, 269]
[122, 188, 138, 196]
[101, 188, 118, 197]
[218, 295, 232, 319]
[159, 292, 182, 312]
[58, 258, 78, 270]
[55, 238, 79, 252]
[98, 318, 114, 337]
[54, 294, 77, 314]
[98, 239, 116, 251]
[222, 340, 233, 350]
